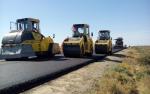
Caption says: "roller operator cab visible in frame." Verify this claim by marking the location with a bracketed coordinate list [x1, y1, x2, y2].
[62, 24, 93, 57]
[114, 37, 123, 48]
[95, 30, 112, 54]
[0, 18, 60, 60]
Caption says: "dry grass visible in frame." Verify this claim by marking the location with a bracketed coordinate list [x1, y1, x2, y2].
[86, 46, 150, 94]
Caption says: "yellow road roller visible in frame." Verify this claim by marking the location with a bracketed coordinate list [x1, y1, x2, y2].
[62, 24, 93, 57]
[0, 18, 60, 60]
[95, 30, 112, 54]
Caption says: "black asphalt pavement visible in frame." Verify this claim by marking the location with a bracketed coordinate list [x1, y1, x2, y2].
[0, 48, 122, 93]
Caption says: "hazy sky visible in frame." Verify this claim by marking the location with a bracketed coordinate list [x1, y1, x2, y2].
[0, 0, 150, 46]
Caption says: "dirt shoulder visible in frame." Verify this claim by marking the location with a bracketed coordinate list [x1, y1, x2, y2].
[84, 46, 150, 94]
[21, 49, 129, 94]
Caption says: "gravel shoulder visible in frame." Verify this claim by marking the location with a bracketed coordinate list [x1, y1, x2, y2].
[21, 49, 129, 94]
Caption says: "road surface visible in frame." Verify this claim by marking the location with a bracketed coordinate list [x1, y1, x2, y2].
[0, 48, 122, 94]
[21, 49, 128, 94]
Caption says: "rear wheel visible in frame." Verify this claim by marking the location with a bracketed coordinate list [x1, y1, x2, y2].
[47, 43, 54, 57]
[86, 46, 93, 57]
[108, 48, 112, 55]
[80, 45, 84, 57]
[38, 43, 54, 58]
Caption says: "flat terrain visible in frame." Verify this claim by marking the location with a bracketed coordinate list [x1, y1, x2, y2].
[76, 46, 150, 94]
[21, 49, 128, 94]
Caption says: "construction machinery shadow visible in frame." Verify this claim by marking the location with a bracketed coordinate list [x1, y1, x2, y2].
[112, 53, 126, 58]
[5, 55, 68, 62]
[104, 58, 122, 63]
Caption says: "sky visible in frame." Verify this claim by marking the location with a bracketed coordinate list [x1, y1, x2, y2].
[0, 0, 150, 46]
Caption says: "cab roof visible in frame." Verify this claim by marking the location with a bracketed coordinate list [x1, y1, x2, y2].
[115, 37, 123, 40]
[99, 30, 110, 33]
[16, 18, 40, 23]
[73, 24, 89, 28]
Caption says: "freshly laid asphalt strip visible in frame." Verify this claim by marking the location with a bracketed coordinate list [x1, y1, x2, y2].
[0, 48, 122, 94]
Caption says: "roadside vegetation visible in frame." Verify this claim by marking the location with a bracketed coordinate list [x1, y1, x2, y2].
[86, 46, 150, 94]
